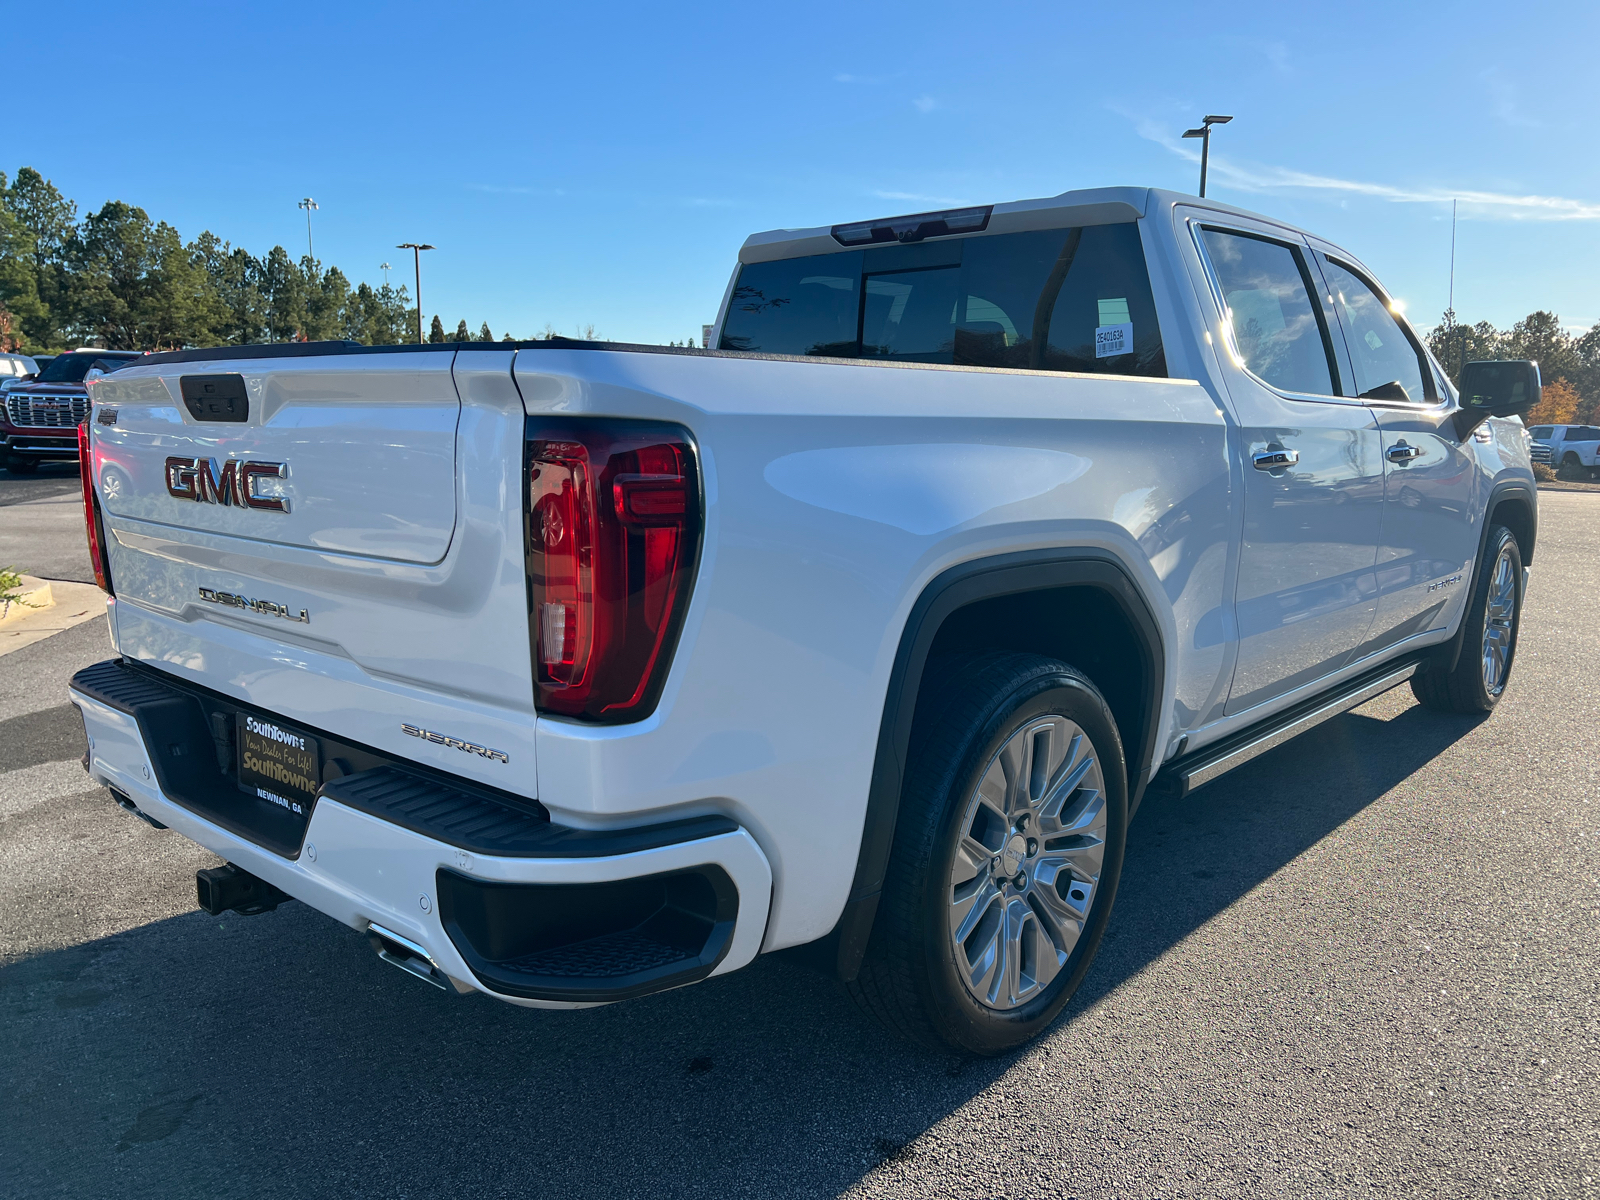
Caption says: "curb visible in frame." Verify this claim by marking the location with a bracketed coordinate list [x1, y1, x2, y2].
[0, 575, 54, 625]
[0, 579, 106, 657]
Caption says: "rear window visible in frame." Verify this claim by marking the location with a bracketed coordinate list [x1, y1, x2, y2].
[37, 353, 135, 383]
[719, 224, 1166, 377]
[1565, 426, 1600, 440]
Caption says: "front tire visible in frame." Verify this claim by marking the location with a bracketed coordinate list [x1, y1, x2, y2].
[848, 653, 1128, 1055]
[5, 455, 38, 475]
[1411, 524, 1524, 713]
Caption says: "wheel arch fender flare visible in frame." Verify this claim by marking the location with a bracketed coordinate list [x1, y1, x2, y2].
[796, 547, 1167, 981]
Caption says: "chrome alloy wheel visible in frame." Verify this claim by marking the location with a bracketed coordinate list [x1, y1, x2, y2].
[947, 715, 1106, 1012]
[1481, 545, 1518, 696]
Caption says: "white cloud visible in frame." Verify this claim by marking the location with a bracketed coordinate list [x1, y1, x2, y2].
[912, 94, 937, 114]
[1135, 119, 1600, 221]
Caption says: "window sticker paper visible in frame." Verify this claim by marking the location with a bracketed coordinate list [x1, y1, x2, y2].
[1097, 298, 1132, 325]
[1096, 298, 1133, 357]
[1095, 323, 1133, 357]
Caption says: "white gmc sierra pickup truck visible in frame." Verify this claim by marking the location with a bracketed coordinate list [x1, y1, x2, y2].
[69, 187, 1539, 1054]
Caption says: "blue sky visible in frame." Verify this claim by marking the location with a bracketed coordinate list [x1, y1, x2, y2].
[14, 0, 1599, 344]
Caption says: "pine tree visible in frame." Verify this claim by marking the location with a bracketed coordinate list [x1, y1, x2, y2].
[428, 314, 446, 343]
[478, 321, 494, 342]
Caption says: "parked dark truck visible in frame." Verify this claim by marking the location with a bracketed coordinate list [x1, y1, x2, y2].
[2, 349, 140, 473]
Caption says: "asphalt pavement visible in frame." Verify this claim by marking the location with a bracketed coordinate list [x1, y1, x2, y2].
[0, 459, 96, 584]
[1, 474, 1595, 1199]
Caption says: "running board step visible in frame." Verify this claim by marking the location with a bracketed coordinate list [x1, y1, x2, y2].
[1155, 661, 1419, 800]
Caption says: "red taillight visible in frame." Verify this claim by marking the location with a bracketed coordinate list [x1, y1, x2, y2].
[527, 421, 699, 721]
[77, 419, 114, 595]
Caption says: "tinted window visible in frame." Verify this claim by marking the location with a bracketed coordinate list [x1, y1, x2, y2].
[1200, 228, 1337, 396]
[1529, 427, 1553, 439]
[37, 353, 135, 383]
[719, 225, 1166, 377]
[1568, 426, 1600, 440]
[718, 250, 863, 356]
[861, 265, 961, 362]
[1035, 223, 1166, 375]
[1321, 259, 1433, 404]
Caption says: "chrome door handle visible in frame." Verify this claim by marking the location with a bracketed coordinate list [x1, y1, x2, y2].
[1252, 448, 1299, 470]
[1386, 442, 1423, 463]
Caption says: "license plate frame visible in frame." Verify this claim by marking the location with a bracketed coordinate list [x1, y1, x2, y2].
[235, 711, 322, 825]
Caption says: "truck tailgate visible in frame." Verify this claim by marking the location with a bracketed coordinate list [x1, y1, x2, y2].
[95, 350, 460, 563]
[86, 347, 538, 797]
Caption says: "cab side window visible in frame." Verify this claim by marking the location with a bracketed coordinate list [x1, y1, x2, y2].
[1199, 228, 1339, 397]
[1320, 258, 1435, 404]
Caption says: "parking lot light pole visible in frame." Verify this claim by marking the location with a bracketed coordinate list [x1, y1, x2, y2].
[298, 198, 319, 261]
[397, 243, 435, 344]
[1181, 115, 1233, 198]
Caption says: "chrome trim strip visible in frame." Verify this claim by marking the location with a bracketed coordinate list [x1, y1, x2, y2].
[1179, 662, 1417, 793]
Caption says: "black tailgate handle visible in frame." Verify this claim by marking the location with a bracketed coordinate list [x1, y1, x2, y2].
[179, 374, 249, 423]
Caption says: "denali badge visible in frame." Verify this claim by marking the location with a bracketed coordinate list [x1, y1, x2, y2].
[166, 457, 289, 512]
[197, 587, 309, 624]
[1426, 574, 1463, 593]
[401, 723, 509, 764]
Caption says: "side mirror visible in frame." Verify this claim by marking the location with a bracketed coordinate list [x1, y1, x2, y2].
[1454, 359, 1540, 439]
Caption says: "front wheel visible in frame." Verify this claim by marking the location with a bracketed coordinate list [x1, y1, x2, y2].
[1411, 524, 1524, 713]
[5, 455, 38, 475]
[848, 653, 1128, 1055]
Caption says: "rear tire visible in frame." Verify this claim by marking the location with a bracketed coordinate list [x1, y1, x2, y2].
[848, 653, 1128, 1055]
[1410, 524, 1523, 713]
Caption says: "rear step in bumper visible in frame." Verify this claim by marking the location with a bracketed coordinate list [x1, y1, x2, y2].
[1153, 660, 1419, 800]
[70, 665, 772, 1008]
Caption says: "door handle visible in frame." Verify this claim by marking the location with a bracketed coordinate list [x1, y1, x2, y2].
[1252, 448, 1299, 471]
[1386, 442, 1423, 463]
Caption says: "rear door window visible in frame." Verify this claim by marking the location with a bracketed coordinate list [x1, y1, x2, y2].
[719, 224, 1166, 377]
[1319, 257, 1435, 404]
[1199, 227, 1339, 397]
[1566, 426, 1600, 440]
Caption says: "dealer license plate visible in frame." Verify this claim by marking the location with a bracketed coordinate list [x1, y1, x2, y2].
[236, 711, 322, 820]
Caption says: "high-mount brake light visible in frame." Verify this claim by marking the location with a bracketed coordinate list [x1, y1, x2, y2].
[831, 204, 993, 247]
[77, 418, 113, 594]
[526, 420, 700, 721]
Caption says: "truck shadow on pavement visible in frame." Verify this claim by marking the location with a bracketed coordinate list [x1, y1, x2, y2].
[1, 700, 1482, 1199]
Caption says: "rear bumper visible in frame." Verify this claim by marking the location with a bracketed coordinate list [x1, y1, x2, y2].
[69, 660, 771, 1008]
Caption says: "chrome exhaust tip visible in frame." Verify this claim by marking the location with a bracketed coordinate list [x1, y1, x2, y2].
[366, 922, 462, 993]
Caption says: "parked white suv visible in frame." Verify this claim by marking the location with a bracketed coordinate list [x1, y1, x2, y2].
[69, 188, 1538, 1054]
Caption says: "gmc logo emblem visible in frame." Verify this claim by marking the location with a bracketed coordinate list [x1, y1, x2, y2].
[165, 457, 289, 513]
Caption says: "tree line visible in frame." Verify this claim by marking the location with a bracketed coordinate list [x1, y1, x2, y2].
[0, 166, 528, 354]
[1427, 309, 1600, 428]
